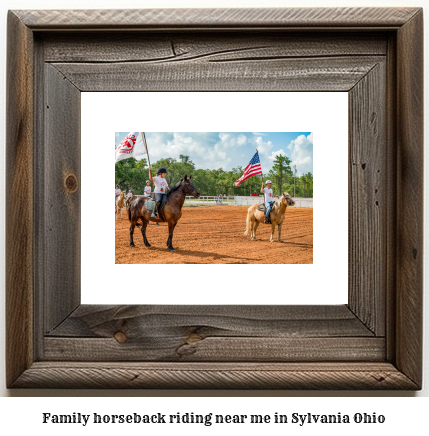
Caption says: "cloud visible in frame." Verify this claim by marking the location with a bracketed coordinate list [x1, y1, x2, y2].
[218, 133, 247, 148]
[287, 133, 313, 175]
[268, 149, 287, 161]
[253, 136, 273, 155]
[145, 132, 234, 169]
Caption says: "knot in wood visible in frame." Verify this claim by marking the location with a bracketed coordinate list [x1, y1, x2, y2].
[65, 174, 78, 193]
[114, 331, 128, 343]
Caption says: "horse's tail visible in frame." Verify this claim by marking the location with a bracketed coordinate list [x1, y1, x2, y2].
[244, 208, 252, 236]
[127, 202, 132, 222]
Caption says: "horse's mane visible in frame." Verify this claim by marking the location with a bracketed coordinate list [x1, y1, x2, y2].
[166, 180, 182, 198]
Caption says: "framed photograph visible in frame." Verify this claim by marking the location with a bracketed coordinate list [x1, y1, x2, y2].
[6, 7, 423, 389]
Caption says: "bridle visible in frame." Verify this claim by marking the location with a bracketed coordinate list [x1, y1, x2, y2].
[282, 196, 295, 206]
[181, 180, 199, 197]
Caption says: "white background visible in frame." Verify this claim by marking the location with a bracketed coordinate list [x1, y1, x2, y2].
[0, 0, 428, 414]
[82, 92, 348, 305]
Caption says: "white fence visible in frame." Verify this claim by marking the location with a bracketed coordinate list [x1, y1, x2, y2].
[184, 196, 236, 206]
[184, 195, 313, 208]
[131, 194, 313, 208]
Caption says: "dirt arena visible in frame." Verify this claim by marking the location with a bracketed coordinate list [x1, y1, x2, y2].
[115, 205, 312, 264]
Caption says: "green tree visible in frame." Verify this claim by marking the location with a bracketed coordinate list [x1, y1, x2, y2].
[268, 155, 293, 196]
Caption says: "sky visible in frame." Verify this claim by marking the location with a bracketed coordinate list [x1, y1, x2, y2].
[115, 132, 313, 177]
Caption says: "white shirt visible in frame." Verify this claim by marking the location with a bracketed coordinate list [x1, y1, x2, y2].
[153, 176, 168, 194]
[144, 186, 151, 196]
[115, 188, 121, 196]
[127, 192, 132, 198]
[263, 187, 274, 203]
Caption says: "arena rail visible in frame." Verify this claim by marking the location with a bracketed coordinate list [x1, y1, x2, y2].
[129, 195, 313, 207]
[184, 196, 313, 207]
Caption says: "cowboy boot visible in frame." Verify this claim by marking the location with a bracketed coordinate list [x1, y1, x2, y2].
[151, 201, 161, 218]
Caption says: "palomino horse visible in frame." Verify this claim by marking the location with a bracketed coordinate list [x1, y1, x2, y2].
[244, 192, 295, 242]
[115, 190, 126, 219]
[128, 175, 200, 252]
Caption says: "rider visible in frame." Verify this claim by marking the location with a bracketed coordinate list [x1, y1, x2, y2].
[115, 184, 121, 199]
[261, 180, 274, 224]
[143, 180, 152, 197]
[126, 189, 133, 204]
[149, 167, 169, 219]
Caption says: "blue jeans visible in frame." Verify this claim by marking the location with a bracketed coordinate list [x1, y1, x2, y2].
[265, 201, 273, 218]
[155, 193, 165, 203]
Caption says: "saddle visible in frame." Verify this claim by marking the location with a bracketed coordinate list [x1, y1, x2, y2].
[145, 195, 167, 221]
[257, 203, 274, 224]
[257, 203, 275, 213]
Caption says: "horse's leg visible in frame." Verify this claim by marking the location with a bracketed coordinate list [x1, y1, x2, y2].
[141, 219, 151, 247]
[250, 216, 259, 241]
[253, 220, 260, 240]
[129, 220, 136, 247]
[278, 223, 283, 242]
[270, 222, 276, 242]
[167, 221, 177, 252]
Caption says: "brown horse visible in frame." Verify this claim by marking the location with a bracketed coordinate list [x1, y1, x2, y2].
[124, 194, 134, 208]
[115, 190, 126, 219]
[128, 175, 200, 252]
[244, 192, 295, 242]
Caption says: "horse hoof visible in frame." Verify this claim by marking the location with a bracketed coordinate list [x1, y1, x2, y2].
[169, 248, 175, 252]
[145, 244, 151, 248]
[130, 244, 135, 248]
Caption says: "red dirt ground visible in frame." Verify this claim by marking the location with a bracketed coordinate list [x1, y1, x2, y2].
[115, 206, 313, 264]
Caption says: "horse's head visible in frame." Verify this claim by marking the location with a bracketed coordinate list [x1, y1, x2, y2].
[120, 190, 126, 198]
[182, 175, 200, 198]
[282, 192, 295, 207]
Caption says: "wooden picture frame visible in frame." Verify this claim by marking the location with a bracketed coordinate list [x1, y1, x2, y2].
[6, 7, 423, 389]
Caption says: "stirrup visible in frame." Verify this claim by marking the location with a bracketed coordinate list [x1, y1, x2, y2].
[152, 201, 160, 218]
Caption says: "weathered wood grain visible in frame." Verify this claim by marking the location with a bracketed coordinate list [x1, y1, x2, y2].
[11, 362, 419, 390]
[14, 8, 420, 29]
[44, 305, 379, 361]
[395, 9, 423, 388]
[348, 61, 386, 336]
[6, 11, 34, 389]
[44, 337, 385, 362]
[47, 305, 373, 338]
[52, 56, 384, 92]
[385, 34, 397, 363]
[44, 64, 81, 332]
[42, 33, 387, 63]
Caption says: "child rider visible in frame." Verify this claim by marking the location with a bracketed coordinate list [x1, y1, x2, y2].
[148, 167, 169, 219]
[144, 180, 152, 197]
[261, 180, 274, 224]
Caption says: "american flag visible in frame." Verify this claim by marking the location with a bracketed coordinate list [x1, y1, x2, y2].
[235, 151, 262, 186]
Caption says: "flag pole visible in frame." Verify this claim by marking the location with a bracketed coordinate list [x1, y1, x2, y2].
[257, 148, 263, 187]
[141, 132, 153, 191]
[141, 132, 151, 169]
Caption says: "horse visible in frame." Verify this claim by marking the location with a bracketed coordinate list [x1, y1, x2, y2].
[128, 175, 200, 252]
[115, 190, 126, 219]
[244, 192, 296, 242]
[124, 194, 134, 208]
